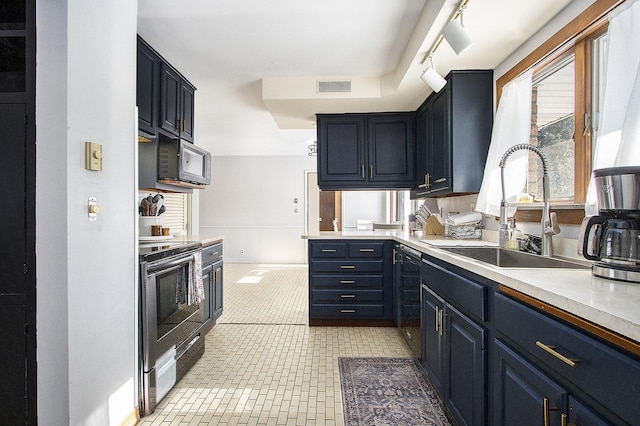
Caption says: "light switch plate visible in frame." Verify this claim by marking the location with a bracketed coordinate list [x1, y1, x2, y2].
[85, 142, 103, 171]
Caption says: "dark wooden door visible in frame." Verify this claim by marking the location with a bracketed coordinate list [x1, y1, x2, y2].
[414, 103, 429, 190]
[428, 86, 452, 193]
[160, 63, 181, 136]
[367, 113, 414, 186]
[445, 304, 486, 426]
[319, 190, 340, 231]
[136, 37, 160, 136]
[1, 1, 37, 417]
[493, 339, 565, 426]
[421, 286, 445, 390]
[317, 115, 366, 186]
[0, 103, 31, 425]
[212, 260, 223, 320]
[180, 80, 195, 142]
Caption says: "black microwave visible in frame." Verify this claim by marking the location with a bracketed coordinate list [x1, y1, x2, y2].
[157, 135, 211, 187]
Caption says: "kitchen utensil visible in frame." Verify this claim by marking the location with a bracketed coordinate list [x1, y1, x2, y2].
[158, 205, 166, 215]
[155, 197, 163, 216]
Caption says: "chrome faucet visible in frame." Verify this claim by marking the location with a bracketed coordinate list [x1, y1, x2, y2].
[499, 144, 560, 257]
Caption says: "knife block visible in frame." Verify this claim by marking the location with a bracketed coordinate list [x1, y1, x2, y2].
[424, 216, 444, 235]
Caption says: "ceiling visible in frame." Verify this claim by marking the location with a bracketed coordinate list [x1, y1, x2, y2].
[137, 0, 573, 156]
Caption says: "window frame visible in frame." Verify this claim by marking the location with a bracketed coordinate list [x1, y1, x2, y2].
[496, 0, 625, 224]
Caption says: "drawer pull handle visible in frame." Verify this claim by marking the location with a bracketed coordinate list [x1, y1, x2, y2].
[341, 265, 356, 269]
[536, 341, 579, 367]
[542, 397, 559, 426]
[209, 251, 220, 256]
[359, 248, 375, 252]
[340, 280, 355, 284]
[341, 309, 356, 313]
[321, 249, 337, 253]
[340, 294, 356, 298]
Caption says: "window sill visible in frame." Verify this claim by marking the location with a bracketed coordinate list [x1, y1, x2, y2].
[513, 203, 585, 225]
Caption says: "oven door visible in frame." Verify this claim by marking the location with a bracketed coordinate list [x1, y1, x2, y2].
[141, 253, 204, 373]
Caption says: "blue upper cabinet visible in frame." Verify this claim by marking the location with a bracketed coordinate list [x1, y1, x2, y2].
[413, 70, 493, 198]
[317, 112, 415, 190]
[137, 37, 160, 138]
[160, 63, 195, 142]
[137, 36, 196, 142]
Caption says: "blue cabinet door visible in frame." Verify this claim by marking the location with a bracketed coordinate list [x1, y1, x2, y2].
[211, 259, 223, 321]
[421, 285, 445, 390]
[367, 113, 415, 186]
[493, 339, 566, 426]
[445, 304, 486, 426]
[317, 115, 367, 186]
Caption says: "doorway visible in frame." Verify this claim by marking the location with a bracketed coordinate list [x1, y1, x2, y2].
[306, 172, 342, 233]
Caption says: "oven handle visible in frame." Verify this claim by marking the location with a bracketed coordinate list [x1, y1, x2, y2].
[146, 253, 196, 274]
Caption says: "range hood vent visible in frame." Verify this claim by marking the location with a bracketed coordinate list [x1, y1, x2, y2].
[317, 80, 351, 94]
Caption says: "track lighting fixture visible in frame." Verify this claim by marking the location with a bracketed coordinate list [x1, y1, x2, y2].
[420, 55, 447, 93]
[442, 4, 472, 55]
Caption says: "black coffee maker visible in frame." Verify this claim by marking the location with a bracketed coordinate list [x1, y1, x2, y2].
[579, 166, 640, 283]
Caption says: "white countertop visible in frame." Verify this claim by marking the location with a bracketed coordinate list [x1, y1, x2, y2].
[303, 231, 640, 344]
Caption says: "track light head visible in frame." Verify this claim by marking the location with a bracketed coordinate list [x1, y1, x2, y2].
[442, 14, 472, 55]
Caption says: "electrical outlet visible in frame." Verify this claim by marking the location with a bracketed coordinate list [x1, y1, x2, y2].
[240, 249, 245, 255]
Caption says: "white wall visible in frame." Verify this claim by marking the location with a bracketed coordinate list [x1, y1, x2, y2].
[341, 191, 387, 230]
[200, 155, 317, 263]
[494, 0, 596, 79]
[36, 0, 138, 424]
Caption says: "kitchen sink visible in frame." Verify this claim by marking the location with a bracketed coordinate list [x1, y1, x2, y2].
[441, 247, 589, 269]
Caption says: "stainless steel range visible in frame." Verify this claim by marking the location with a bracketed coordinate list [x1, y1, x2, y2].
[139, 241, 204, 416]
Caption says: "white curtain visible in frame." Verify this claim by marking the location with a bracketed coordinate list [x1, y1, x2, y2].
[586, 0, 640, 214]
[475, 70, 533, 217]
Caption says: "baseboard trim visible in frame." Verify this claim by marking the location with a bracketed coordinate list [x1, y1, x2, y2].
[120, 408, 140, 426]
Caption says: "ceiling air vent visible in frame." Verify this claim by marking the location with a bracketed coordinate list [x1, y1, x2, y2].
[317, 80, 351, 94]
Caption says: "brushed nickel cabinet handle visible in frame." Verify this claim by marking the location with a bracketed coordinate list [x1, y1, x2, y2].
[434, 177, 447, 183]
[361, 164, 365, 178]
[359, 248, 374, 252]
[340, 295, 356, 298]
[321, 249, 336, 253]
[341, 309, 356, 313]
[340, 280, 355, 284]
[536, 341, 579, 367]
[340, 265, 355, 269]
[435, 307, 440, 332]
[369, 165, 373, 179]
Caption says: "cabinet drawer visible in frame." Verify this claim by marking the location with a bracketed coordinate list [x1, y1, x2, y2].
[310, 274, 383, 288]
[310, 242, 347, 258]
[421, 258, 487, 322]
[311, 289, 383, 304]
[310, 304, 384, 319]
[310, 260, 383, 273]
[202, 243, 223, 267]
[348, 242, 384, 258]
[495, 293, 640, 425]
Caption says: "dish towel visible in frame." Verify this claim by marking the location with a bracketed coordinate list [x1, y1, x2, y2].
[188, 251, 205, 305]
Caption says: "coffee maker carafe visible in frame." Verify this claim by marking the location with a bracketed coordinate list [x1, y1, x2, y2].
[579, 166, 640, 283]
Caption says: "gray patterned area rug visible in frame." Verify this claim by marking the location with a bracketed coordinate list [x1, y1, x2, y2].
[339, 357, 452, 426]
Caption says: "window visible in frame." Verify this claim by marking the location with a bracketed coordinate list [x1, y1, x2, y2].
[528, 53, 576, 202]
[496, 0, 623, 222]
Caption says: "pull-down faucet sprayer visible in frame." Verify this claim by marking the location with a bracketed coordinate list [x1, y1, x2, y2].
[499, 144, 560, 257]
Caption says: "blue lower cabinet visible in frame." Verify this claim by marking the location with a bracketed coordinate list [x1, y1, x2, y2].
[494, 292, 640, 425]
[421, 284, 486, 426]
[201, 243, 223, 332]
[308, 239, 392, 323]
[493, 339, 565, 426]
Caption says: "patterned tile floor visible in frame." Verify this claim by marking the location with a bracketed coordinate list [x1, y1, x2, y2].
[140, 263, 413, 425]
